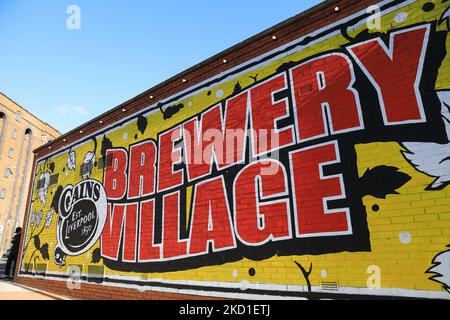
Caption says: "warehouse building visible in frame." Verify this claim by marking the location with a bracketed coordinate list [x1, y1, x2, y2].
[0, 93, 60, 257]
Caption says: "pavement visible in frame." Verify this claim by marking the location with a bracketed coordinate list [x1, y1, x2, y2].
[0, 258, 68, 300]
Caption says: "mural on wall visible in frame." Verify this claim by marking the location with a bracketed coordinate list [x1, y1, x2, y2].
[18, 0, 450, 299]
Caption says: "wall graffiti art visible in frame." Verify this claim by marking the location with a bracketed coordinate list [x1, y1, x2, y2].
[18, 0, 450, 299]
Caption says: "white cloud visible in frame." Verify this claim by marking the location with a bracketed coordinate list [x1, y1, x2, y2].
[56, 105, 88, 116]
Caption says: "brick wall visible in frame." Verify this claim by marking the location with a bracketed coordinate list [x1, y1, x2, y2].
[15, 0, 450, 300]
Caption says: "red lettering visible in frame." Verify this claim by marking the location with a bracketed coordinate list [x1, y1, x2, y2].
[348, 25, 429, 124]
[183, 91, 249, 182]
[128, 140, 156, 198]
[290, 53, 362, 142]
[289, 141, 351, 236]
[157, 126, 183, 191]
[101, 203, 138, 261]
[250, 74, 294, 155]
[138, 199, 160, 261]
[188, 176, 235, 255]
[103, 149, 128, 200]
[162, 191, 187, 259]
[234, 160, 290, 245]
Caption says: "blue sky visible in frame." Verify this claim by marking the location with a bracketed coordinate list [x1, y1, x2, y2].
[0, 0, 322, 133]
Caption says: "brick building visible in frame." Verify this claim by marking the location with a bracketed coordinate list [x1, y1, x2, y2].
[14, 0, 450, 299]
[0, 93, 60, 256]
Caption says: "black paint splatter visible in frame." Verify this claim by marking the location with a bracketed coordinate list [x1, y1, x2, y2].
[137, 115, 148, 134]
[134, 134, 138, 139]
[372, 204, 380, 212]
[162, 103, 184, 120]
[423, 2, 435, 12]
[359, 166, 411, 199]
[207, 90, 212, 96]
[233, 82, 242, 95]
[49, 162, 55, 173]
[91, 248, 102, 264]
[248, 268, 256, 277]
[276, 61, 297, 73]
[101, 136, 113, 159]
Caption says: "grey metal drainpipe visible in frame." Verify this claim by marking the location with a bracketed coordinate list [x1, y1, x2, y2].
[14, 131, 33, 229]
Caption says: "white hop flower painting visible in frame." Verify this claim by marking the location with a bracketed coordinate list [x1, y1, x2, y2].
[30, 210, 37, 227]
[82, 151, 96, 180]
[402, 91, 450, 190]
[67, 151, 76, 171]
[427, 246, 450, 293]
[45, 210, 54, 228]
[35, 210, 43, 226]
[38, 172, 51, 205]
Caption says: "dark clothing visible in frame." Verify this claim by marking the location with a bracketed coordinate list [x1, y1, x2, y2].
[10, 232, 21, 256]
[3, 232, 21, 278]
[4, 254, 16, 277]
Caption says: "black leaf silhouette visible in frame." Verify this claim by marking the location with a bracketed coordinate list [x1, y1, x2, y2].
[40, 243, 50, 261]
[91, 248, 102, 264]
[137, 115, 148, 134]
[49, 162, 55, 173]
[51, 185, 64, 213]
[359, 165, 412, 199]
[33, 235, 41, 251]
[233, 82, 242, 95]
[162, 103, 184, 120]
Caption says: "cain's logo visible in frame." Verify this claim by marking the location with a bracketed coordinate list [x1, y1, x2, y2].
[54, 179, 107, 266]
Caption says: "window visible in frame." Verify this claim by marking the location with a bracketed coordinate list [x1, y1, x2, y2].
[0, 189, 5, 199]
[7, 148, 14, 159]
[4, 167, 11, 178]
[12, 128, 17, 139]
[41, 133, 47, 145]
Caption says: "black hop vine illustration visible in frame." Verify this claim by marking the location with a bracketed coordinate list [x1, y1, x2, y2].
[40, 243, 50, 260]
[294, 261, 313, 293]
[25, 234, 50, 273]
[358, 165, 412, 199]
[137, 114, 148, 134]
[91, 248, 102, 264]
[50, 185, 64, 213]
[249, 73, 259, 83]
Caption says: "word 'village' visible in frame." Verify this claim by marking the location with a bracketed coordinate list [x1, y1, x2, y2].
[98, 25, 430, 265]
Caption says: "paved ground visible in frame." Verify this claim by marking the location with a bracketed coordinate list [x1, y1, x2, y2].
[0, 258, 68, 300]
[0, 280, 57, 300]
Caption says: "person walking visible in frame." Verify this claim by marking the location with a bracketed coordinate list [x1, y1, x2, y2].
[2, 227, 22, 280]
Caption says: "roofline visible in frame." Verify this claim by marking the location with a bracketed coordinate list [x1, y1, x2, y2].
[35, 0, 340, 153]
[0, 92, 62, 135]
